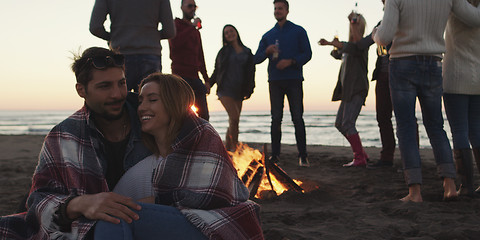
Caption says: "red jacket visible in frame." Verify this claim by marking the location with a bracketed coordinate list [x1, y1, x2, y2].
[169, 18, 209, 81]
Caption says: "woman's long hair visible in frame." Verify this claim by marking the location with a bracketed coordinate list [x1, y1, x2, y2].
[222, 24, 245, 47]
[348, 12, 366, 43]
[139, 73, 195, 156]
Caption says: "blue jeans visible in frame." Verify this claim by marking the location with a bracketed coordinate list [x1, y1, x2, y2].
[335, 93, 365, 136]
[125, 54, 162, 92]
[443, 93, 480, 149]
[183, 77, 209, 121]
[269, 79, 307, 158]
[389, 57, 455, 185]
[94, 202, 207, 240]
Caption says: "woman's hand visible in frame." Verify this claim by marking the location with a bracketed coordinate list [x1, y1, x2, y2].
[318, 38, 330, 46]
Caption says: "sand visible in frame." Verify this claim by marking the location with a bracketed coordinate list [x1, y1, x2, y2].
[1, 135, 480, 239]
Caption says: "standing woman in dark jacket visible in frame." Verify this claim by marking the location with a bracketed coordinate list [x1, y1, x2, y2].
[319, 12, 370, 167]
[210, 24, 255, 151]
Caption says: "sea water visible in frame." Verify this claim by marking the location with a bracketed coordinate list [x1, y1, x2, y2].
[0, 110, 451, 148]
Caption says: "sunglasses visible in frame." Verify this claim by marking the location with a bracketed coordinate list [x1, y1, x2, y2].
[186, 3, 197, 9]
[86, 54, 125, 69]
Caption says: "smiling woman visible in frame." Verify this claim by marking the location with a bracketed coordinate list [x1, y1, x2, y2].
[138, 73, 195, 157]
[97, 73, 265, 239]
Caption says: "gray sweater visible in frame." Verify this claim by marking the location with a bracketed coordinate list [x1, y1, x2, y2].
[90, 0, 175, 56]
[443, 6, 480, 95]
[374, 0, 480, 59]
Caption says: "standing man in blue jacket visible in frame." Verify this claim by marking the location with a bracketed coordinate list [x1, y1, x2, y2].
[255, 0, 312, 167]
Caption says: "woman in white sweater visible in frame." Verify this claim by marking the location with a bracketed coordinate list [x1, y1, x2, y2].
[443, 0, 480, 197]
[374, 0, 480, 202]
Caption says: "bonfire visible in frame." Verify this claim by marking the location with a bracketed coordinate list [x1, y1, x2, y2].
[229, 143, 304, 199]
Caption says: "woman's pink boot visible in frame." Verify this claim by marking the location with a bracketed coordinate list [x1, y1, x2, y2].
[343, 133, 368, 167]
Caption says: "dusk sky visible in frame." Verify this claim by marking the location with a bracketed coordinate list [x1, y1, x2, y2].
[0, 0, 385, 111]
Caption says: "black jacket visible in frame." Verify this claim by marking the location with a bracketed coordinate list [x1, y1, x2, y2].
[210, 45, 255, 100]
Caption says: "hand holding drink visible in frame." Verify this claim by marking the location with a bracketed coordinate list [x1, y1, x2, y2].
[193, 15, 202, 29]
[272, 39, 280, 60]
[333, 32, 339, 50]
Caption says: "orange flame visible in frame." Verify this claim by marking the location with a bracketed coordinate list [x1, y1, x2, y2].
[229, 143, 303, 198]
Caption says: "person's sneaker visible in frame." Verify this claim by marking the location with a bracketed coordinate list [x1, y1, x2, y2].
[299, 156, 310, 167]
[367, 160, 393, 169]
[269, 155, 280, 164]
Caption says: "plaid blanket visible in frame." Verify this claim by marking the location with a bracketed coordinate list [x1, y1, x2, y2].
[0, 94, 151, 240]
[153, 112, 264, 240]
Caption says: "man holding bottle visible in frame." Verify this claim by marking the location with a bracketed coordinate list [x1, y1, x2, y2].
[169, 0, 210, 121]
[254, 0, 312, 167]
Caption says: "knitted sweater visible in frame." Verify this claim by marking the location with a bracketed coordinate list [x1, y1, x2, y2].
[443, 5, 480, 95]
[90, 0, 175, 56]
[374, 0, 480, 59]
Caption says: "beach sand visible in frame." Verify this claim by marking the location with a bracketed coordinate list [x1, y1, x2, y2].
[1, 135, 480, 239]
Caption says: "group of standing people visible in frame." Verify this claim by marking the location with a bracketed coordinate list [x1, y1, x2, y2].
[90, 0, 311, 167]
[321, 0, 480, 202]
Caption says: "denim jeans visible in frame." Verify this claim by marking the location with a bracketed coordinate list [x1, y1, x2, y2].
[125, 54, 161, 92]
[335, 93, 365, 136]
[269, 79, 307, 158]
[443, 93, 480, 149]
[389, 57, 455, 185]
[183, 77, 209, 121]
[94, 202, 207, 240]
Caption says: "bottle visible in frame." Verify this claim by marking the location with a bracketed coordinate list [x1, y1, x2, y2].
[333, 31, 339, 51]
[351, 2, 358, 23]
[272, 39, 279, 60]
[193, 14, 202, 29]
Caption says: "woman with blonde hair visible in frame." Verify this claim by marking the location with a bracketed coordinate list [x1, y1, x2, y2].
[319, 11, 370, 167]
[94, 73, 264, 239]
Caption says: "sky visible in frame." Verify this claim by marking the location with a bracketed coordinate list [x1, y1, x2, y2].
[0, 0, 385, 112]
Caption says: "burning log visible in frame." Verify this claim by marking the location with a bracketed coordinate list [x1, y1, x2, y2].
[263, 144, 303, 193]
[247, 166, 264, 199]
[232, 143, 304, 200]
[241, 159, 260, 185]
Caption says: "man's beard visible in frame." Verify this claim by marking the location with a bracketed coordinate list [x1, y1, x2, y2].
[183, 12, 194, 20]
[275, 16, 286, 22]
[99, 99, 126, 121]
[101, 109, 124, 121]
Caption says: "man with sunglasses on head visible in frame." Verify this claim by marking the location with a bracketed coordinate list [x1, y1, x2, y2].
[169, 0, 210, 121]
[90, 0, 175, 92]
[254, 0, 312, 167]
[0, 47, 151, 239]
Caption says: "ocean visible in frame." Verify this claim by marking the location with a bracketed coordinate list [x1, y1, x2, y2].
[0, 110, 452, 148]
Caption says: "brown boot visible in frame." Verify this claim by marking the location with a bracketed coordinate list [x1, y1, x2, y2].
[473, 147, 480, 194]
[454, 149, 475, 197]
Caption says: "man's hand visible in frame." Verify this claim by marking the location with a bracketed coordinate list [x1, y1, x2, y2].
[266, 44, 278, 56]
[67, 192, 141, 224]
[192, 17, 202, 29]
[276, 59, 293, 70]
